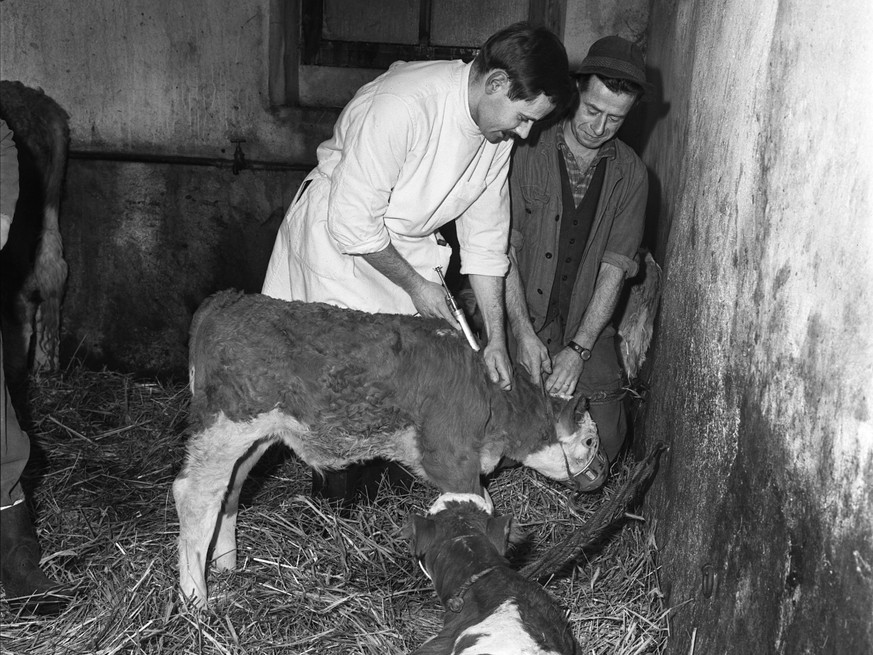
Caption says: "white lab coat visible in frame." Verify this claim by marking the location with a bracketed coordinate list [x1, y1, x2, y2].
[262, 59, 512, 315]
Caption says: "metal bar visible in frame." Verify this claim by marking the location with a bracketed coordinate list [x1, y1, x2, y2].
[307, 39, 477, 68]
[68, 149, 314, 172]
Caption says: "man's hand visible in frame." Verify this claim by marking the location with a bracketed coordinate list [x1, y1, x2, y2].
[483, 341, 513, 390]
[516, 332, 551, 384]
[362, 245, 460, 325]
[467, 273, 512, 390]
[545, 347, 585, 397]
[409, 279, 458, 325]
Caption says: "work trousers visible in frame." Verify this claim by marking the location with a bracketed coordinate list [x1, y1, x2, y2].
[0, 333, 29, 508]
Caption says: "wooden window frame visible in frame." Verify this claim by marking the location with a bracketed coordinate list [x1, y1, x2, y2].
[269, 0, 565, 107]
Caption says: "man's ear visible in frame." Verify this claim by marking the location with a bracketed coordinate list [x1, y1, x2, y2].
[484, 69, 510, 95]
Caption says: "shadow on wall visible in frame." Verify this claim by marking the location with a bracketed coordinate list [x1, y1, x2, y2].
[58, 160, 306, 380]
[618, 65, 670, 255]
[617, 65, 670, 459]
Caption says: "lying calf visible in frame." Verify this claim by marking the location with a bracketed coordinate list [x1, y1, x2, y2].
[174, 291, 604, 607]
[408, 493, 580, 654]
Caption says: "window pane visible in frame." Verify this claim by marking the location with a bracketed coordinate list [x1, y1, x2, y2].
[430, 0, 529, 47]
[323, 0, 420, 44]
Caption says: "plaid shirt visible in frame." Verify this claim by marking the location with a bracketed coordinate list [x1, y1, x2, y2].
[556, 125, 616, 208]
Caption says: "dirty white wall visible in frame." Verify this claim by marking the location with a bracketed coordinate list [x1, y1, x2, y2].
[0, 0, 651, 157]
[640, 0, 873, 652]
[0, 0, 322, 374]
[0, 0, 325, 162]
[563, 0, 648, 66]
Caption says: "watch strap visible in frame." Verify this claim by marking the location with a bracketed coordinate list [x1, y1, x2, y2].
[567, 340, 591, 361]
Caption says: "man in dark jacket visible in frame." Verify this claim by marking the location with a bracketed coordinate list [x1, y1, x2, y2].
[506, 36, 653, 472]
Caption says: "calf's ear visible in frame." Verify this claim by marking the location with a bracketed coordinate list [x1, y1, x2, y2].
[408, 514, 437, 557]
[556, 392, 584, 438]
[486, 515, 513, 556]
[400, 515, 416, 542]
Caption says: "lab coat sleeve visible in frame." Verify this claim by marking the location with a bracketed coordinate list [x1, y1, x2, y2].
[455, 141, 512, 277]
[327, 92, 413, 255]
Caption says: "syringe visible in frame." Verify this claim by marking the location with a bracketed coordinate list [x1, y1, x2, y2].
[434, 266, 481, 352]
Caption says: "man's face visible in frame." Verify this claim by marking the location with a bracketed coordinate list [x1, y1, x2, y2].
[474, 72, 555, 144]
[567, 75, 636, 150]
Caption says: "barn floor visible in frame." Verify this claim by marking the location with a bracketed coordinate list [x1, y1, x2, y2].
[0, 368, 670, 654]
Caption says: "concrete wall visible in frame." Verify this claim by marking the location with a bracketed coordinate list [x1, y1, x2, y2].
[640, 1, 873, 653]
[0, 0, 329, 161]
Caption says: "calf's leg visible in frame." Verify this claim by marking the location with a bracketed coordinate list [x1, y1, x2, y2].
[213, 438, 275, 571]
[173, 417, 272, 607]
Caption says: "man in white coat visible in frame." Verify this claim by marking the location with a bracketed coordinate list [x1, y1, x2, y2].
[262, 21, 573, 392]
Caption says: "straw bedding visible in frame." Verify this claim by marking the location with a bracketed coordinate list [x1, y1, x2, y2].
[0, 368, 670, 654]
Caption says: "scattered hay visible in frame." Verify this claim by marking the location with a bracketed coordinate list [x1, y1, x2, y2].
[1, 367, 670, 654]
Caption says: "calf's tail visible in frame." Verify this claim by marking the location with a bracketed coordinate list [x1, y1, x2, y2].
[32, 105, 70, 370]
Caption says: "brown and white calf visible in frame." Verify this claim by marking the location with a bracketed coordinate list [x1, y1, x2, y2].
[174, 291, 601, 606]
[408, 493, 581, 655]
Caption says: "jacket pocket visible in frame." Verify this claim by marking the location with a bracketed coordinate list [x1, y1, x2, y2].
[520, 183, 549, 207]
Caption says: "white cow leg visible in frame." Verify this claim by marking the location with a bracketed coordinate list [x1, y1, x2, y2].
[174, 420, 268, 607]
[173, 464, 218, 608]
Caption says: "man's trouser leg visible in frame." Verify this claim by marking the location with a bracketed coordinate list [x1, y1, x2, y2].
[1, 333, 72, 614]
[1, 334, 29, 509]
[575, 332, 627, 462]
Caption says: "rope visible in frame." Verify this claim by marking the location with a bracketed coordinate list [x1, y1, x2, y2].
[520, 442, 667, 581]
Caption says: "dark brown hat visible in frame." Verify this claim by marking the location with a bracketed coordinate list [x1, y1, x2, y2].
[577, 36, 654, 100]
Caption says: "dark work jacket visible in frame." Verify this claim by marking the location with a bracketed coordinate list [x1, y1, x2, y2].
[509, 122, 647, 341]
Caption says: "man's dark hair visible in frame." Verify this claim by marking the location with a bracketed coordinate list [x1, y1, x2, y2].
[565, 73, 643, 117]
[472, 21, 573, 116]
[575, 72, 643, 100]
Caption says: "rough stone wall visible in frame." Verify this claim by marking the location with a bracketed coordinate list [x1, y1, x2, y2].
[641, 1, 873, 653]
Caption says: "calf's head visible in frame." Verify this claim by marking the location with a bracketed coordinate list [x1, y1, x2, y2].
[407, 493, 513, 588]
[523, 394, 608, 492]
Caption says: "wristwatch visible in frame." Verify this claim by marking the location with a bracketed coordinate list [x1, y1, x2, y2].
[567, 341, 592, 361]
